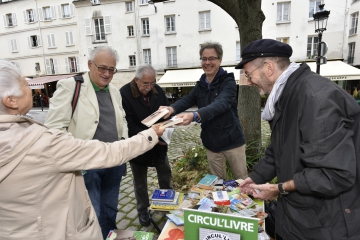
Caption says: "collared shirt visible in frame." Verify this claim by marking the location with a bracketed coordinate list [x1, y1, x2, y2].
[89, 74, 109, 92]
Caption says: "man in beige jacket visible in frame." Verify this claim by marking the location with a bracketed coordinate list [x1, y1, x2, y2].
[45, 46, 128, 239]
[0, 60, 164, 239]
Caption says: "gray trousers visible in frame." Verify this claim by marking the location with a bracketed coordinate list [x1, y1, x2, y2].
[130, 156, 173, 214]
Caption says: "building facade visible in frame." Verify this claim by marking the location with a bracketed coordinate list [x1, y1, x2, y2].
[1, 0, 359, 90]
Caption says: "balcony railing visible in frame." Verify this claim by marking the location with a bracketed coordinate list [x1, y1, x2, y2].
[348, 56, 355, 64]
[349, 28, 358, 35]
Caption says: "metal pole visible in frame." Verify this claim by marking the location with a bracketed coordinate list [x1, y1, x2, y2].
[316, 32, 322, 74]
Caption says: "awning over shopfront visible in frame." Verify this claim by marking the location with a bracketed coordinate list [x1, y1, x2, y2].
[157, 67, 240, 88]
[26, 74, 78, 87]
[306, 61, 360, 81]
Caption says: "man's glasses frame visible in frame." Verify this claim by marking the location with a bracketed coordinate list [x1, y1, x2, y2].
[141, 81, 156, 87]
[245, 62, 267, 79]
[92, 61, 117, 75]
[200, 57, 220, 62]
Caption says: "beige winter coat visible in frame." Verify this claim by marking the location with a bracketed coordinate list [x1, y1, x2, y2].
[0, 115, 158, 240]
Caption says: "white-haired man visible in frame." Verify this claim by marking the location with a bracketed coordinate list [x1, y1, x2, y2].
[45, 46, 128, 239]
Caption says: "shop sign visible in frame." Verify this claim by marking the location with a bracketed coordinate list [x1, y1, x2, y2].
[328, 76, 347, 80]
[184, 209, 259, 240]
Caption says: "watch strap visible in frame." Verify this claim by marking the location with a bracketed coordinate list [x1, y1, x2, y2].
[278, 183, 289, 195]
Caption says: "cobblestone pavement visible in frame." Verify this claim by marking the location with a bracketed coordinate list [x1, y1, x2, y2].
[28, 107, 271, 239]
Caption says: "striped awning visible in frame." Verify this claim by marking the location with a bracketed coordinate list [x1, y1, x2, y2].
[26, 74, 78, 86]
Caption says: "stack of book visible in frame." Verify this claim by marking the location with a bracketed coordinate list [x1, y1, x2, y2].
[150, 189, 184, 211]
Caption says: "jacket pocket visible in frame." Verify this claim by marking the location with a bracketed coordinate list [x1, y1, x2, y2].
[77, 195, 96, 233]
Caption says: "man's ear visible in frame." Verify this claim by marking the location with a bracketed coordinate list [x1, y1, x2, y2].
[88, 60, 92, 70]
[2, 96, 18, 110]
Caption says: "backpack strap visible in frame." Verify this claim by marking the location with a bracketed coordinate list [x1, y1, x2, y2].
[71, 75, 84, 118]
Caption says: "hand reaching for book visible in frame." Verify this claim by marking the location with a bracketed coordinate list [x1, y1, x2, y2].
[176, 113, 193, 125]
[151, 124, 165, 137]
[159, 106, 174, 119]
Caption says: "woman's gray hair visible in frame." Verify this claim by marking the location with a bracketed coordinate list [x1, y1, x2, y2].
[89, 46, 119, 63]
[135, 64, 157, 81]
[0, 60, 23, 113]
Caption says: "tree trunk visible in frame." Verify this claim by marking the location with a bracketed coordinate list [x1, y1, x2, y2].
[209, 0, 265, 158]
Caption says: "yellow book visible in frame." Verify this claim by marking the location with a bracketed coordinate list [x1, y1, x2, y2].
[150, 193, 184, 211]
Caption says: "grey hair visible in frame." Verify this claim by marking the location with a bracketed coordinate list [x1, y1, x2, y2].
[0, 60, 23, 114]
[89, 46, 119, 63]
[253, 57, 290, 71]
[135, 64, 156, 81]
[199, 41, 223, 59]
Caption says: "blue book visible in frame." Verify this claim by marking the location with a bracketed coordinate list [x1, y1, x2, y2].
[152, 192, 180, 205]
[198, 174, 218, 189]
[151, 189, 176, 202]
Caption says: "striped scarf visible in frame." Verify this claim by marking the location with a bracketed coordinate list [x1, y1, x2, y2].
[261, 62, 300, 121]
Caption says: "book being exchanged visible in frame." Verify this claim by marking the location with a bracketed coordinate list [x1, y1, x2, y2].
[159, 116, 183, 129]
[141, 108, 170, 127]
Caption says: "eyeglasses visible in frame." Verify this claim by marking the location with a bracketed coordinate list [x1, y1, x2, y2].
[92, 61, 117, 74]
[244, 62, 266, 79]
[200, 57, 220, 62]
[141, 81, 156, 87]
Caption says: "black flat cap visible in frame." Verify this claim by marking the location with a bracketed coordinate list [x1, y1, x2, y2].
[235, 39, 293, 69]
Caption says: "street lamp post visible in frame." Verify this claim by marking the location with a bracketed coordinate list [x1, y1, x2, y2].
[313, 4, 330, 74]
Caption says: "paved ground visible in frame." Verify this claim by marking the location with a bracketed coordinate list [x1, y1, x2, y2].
[28, 107, 270, 239]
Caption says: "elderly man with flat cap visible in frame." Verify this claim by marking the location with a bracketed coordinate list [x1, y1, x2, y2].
[239, 39, 360, 240]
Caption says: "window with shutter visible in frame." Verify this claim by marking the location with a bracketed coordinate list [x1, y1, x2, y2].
[199, 11, 210, 30]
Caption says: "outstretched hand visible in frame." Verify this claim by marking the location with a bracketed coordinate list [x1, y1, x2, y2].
[151, 124, 165, 137]
[159, 106, 174, 119]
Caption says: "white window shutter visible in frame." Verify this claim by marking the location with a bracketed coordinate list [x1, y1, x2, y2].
[47, 34, 51, 47]
[104, 16, 111, 34]
[69, 31, 73, 45]
[65, 58, 69, 73]
[3, 15, 8, 28]
[13, 39, 18, 52]
[85, 17, 92, 35]
[37, 34, 42, 47]
[38, 8, 43, 21]
[51, 6, 56, 20]
[45, 58, 51, 74]
[27, 36, 31, 48]
[33, 9, 38, 22]
[65, 32, 70, 45]
[70, 4, 74, 17]
[53, 58, 59, 74]
[76, 57, 80, 72]
[51, 33, 55, 47]
[12, 13, 17, 26]
[23, 11, 28, 24]
[57, 5, 62, 19]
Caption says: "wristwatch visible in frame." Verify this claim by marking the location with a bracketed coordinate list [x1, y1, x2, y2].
[278, 183, 289, 195]
[192, 112, 202, 123]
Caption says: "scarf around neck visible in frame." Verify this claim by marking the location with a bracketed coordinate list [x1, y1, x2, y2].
[261, 62, 300, 121]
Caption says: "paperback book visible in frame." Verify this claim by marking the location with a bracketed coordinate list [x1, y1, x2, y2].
[141, 108, 169, 127]
[151, 189, 176, 202]
[166, 213, 184, 226]
[152, 192, 180, 206]
[197, 174, 218, 190]
[150, 193, 185, 210]
[159, 116, 183, 129]
[158, 221, 185, 240]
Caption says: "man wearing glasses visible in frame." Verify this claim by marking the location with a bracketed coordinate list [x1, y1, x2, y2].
[45, 46, 128, 239]
[120, 65, 173, 227]
[162, 42, 247, 182]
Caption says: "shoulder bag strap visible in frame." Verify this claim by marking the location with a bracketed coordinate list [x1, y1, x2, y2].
[71, 75, 84, 118]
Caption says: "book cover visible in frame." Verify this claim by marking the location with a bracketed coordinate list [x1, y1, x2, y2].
[159, 116, 183, 129]
[166, 213, 184, 226]
[212, 191, 231, 206]
[151, 189, 176, 202]
[133, 231, 154, 240]
[152, 192, 180, 205]
[158, 221, 185, 240]
[198, 174, 218, 190]
[141, 108, 169, 127]
[150, 193, 184, 210]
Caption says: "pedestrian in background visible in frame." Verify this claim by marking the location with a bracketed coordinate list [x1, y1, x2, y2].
[161, 41, 247, 181]
[0, 59, 164, 240]
[239, 39, 360, 239]
[45, 46, 128, 239]
[120, 64, 173, 226]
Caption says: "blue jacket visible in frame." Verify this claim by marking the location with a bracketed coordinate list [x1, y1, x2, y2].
[171, 67, 245, 152]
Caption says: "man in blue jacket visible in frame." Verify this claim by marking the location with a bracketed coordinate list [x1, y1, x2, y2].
[162, 42, 247, 181]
